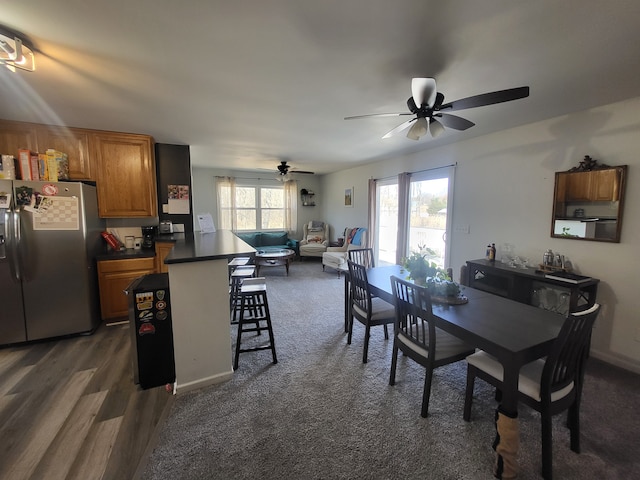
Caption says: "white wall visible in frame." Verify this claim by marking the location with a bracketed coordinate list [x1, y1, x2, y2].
[319, 96, 640, 372]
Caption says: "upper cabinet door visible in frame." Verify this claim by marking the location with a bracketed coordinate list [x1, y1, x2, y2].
[590, 169, 620, 201]
[93, 132, 157, 217]
[0, 120, 38, 158]
[37, 126, 93, 180]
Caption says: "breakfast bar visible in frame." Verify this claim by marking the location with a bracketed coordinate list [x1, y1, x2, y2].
[164, 230, 255, 393]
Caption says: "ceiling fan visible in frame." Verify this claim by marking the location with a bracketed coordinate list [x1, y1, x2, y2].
[345, 78, 530, 141]
[276, 160, 314, 178]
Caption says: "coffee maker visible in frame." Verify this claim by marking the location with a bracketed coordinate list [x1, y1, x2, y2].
[141, 226, 156, 249]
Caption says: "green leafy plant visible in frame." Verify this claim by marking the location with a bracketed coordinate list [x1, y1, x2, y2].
[402, 245, 460, 297]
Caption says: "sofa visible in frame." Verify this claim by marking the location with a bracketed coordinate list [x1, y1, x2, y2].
[299, 221, 330, 258]
[322, 227, 368, 275]
[234, 231, 299, 255]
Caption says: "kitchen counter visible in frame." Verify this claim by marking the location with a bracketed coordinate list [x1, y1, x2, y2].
[164, 230, 255, 393]
[96, 249, 156, 261]
[96, 233, 186, 261]
[165, 230, 255, 264]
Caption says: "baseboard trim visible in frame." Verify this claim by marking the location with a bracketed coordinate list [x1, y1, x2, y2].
[176, 371, 234, 394]
[591, 349, 640, 374]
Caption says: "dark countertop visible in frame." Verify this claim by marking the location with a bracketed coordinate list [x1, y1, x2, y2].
[155, 233, 186, 242]
[165, 230, 255, 265]
[96, 233, 186, 261]
[466, 258, 600, 284]
[96, 249, 156, 261]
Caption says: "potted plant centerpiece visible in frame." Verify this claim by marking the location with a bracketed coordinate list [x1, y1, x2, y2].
[402, 245, 467, 304]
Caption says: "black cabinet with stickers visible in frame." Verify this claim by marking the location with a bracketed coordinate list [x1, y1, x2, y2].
[126, 273, 175, 389]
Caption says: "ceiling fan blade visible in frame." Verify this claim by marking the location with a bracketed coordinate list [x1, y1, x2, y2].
[437, 113, 475, 131]
[406, 117, 429, 141]
[411, 78, 437, 108]
[290, 170, 315, 175]
[429, 118, 445, 138]
[433, 92, 445, 110]
[345, 112, 412, 120]
[439, 86, 530, 112]
[382, 118, 416, 139]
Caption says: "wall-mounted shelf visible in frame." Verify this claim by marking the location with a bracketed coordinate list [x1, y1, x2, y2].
[301, 189, 315, 206]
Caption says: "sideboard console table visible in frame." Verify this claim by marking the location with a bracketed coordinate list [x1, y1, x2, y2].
[465, 259, 599, 313]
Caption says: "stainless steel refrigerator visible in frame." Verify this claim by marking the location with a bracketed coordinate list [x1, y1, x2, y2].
[0, 180, 105, 345]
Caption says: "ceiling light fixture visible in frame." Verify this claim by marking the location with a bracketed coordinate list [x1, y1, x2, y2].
[0, 26, 36, 72]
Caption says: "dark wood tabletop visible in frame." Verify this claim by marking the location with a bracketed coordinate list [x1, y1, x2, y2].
[365, 265, 566, 417]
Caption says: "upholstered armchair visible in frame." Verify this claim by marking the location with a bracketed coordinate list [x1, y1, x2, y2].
[299, 221, 330, 258]
[322, 227, 368, 275]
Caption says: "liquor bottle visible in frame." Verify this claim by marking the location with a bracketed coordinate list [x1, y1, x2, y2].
[489, 243, 496, 261]
[486, 244, 491, 260]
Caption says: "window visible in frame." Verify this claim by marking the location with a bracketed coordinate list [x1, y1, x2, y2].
[217, 177, 297, 233]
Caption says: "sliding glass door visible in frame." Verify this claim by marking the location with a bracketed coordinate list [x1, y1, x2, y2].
[375, 180, 399, 266]
[374, 166, 454, 268]
[407, 168, 454, 269]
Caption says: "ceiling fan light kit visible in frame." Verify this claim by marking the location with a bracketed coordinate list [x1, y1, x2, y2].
[0, 25, 36, 72]
[346, 78, 529, 141]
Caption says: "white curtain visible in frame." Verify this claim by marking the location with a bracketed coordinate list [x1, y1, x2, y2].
[216, 176, 236, 231]
[284, 179, 298, 235]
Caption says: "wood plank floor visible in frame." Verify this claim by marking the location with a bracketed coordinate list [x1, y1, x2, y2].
[0, 323, 173, 480]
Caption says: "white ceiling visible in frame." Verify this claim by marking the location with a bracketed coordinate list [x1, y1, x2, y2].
[2, 1, 640, 175]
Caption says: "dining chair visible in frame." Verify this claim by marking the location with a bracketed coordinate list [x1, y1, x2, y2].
[463, 303, 601, 480]
[389, 275, 475, 418]
[347, 247, 375, 268]
[346, 260, 395, 363]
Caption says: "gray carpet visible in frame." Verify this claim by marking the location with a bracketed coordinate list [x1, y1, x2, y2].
[142, 260, 640, 480]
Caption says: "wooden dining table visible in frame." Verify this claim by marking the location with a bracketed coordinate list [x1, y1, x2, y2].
[362, 265, 566, 477]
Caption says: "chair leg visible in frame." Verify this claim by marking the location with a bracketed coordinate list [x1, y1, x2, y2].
[568, 402, 580, 453]
[389, 343, 399, 386]
[463, 364, 476, 422]
[541, 409, 553, 480]
[420, 368, 434, 418]
[263, 301, 278, 365]
[383, 324, 389, 339]
[362, 324, 371, 363]
[347, 315, 354, 345]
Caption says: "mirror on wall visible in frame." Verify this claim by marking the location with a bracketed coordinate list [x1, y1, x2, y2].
[551, 156, 627, 243]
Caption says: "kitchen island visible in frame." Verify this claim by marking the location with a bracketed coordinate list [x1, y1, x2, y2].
[165, 230, 255, 393]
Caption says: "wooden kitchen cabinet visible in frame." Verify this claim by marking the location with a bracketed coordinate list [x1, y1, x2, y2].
[0, 119, 38, 158]
[97, 257, 156, 320]
[563, 169, 620, 202]
[589, 169, 620, 201]
[155, 242, 175, 273]
[93, 131, 157, 217]
[37, 126, 93, 180]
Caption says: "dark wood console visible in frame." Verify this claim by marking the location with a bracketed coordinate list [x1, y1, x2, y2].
[465, 259, 599, 313]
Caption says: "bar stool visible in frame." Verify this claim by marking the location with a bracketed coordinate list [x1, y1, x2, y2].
[233, 277, 277, 370]
[230, 265, 256, 323]
[228, 256, 251, 278]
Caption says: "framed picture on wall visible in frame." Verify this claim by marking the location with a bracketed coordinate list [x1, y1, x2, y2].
[344, 187, 353, 207]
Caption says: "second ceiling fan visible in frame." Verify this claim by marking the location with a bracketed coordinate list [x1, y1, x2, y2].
[345, 78, 530, 140]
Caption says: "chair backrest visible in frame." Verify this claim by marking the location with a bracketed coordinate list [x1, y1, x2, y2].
[390, 275, 435, 356]
[344, 227, 367, 248]
[302, 221, 329, 243]
[347, 260, 373, 316]
[348, 248, 375, 269]
[541, 303, 601, 398]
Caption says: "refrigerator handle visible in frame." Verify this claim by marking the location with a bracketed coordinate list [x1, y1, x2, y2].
[4, 208, 20, 281]
[12, 209, 23, 281]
